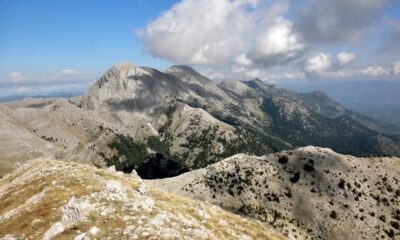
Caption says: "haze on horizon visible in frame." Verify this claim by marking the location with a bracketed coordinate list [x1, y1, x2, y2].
[0, 0, 400, 97]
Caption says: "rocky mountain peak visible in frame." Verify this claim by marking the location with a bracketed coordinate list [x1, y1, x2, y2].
[166, 65, 212, 85]
[245, 78, 276, 91]
[108, 62, 151, 80]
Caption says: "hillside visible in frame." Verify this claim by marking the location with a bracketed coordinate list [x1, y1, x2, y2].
[0, 158, 283, 240]
[148, 147, 400, 240]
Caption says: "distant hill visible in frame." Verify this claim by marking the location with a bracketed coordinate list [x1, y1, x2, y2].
[0, 91, 83, 102]
[280, 80, 400, 130]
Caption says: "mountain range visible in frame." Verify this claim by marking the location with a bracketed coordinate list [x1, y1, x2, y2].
[1, 63, 399, 176]
[0, 63, 399, 239]
[281, 80, 400, 130]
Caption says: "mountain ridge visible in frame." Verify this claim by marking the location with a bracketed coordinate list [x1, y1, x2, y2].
[1, 63, 399, 178]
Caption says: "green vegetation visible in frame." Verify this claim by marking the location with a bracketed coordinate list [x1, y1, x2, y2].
[260, 97, 383, 156]
[278, 155, 289, 164]
[104, 134, 148, 172]
[147, 136, 171, 158]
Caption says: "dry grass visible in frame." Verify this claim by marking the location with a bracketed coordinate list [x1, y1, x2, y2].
[150, 188, 283, 240]
[0, 159, 285, 240]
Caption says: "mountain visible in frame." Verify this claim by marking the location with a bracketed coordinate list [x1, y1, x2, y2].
[1, 63, 400, 240]
[280, 80, 400, 131]
[0, 92, 83, 103]
[0, 63, 399, 177]
[0, 158, 283, 240]
[148, 146, 400, 240]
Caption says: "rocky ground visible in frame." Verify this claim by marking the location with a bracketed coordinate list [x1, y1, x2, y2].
[0, 158, 283, 240]
[148, 146, 400, 240]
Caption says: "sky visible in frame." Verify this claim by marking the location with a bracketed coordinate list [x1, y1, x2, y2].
[0, 0, 400, 97]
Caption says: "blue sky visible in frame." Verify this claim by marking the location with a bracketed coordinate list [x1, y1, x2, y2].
[0, 0, 399, 96]
[0, 0, 176, 96]
[0, 0, 174, 73]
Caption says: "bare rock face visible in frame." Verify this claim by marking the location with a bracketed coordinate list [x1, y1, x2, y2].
[148, 147, 400, 240]
[0, 158, 284, 240]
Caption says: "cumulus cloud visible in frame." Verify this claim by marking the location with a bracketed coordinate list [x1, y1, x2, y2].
[360, 65, 392, 76]
[139, 0, 398, 82]
[337, 52, 356, 66]
[142, 0, 253, 66]
[394, 61, 400, 75]
[9, 72, 28, 83]
[248, 17, 305, 66]
[141, 0, 303, 68]
[304, 53, 332, 79]
[234, 54, 253, 67]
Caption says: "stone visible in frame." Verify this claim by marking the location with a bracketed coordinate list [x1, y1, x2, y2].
[89, 226, 100, 235]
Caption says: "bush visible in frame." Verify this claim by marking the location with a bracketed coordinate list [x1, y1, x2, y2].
[303, 160, 314, 172]
[278, 155, 289, 164]
[338, 179, 345, 189]
[330, 211, 337, 219]
[390, 221, 399, 230]
[290, 171, 300, 183]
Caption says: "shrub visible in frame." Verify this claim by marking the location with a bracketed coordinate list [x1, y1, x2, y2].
[290, 171, 300, 183]
[338, 179, 345, 189]
[390, 221, 399, 230]
[303, 160, 314, 172]
[330, 211, 337, 219]
[278, 155, 289, 164]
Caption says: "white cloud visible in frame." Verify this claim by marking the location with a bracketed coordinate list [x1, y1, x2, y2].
[142, 0, 252, 66]
[284, 71, 306, 79]
[2, 69, 97, 91]
[138, 0, 395, 82]
[15, 86, 32, 93]
[304, 53, 332, 79]
[337, 52, 356, 65]
[58, 69, 81, 75]
[9, 72, 27, 83]
[234, 54, 253, 67]
[248, 17, 305, 66]
[202, 69, 227, 80]
[141, 0, 301, 68]
[393, 61, 400, 75]
[360, 65, 391, 76]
